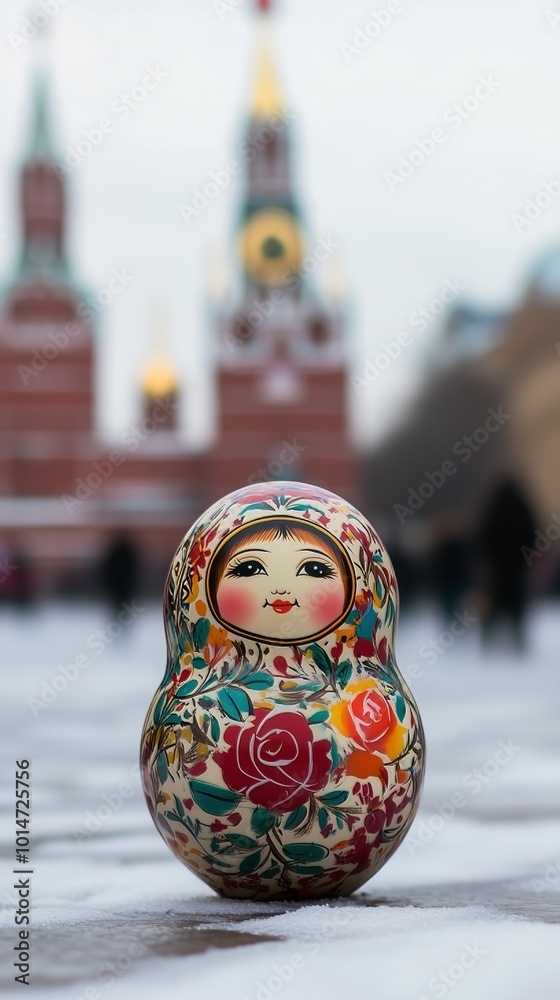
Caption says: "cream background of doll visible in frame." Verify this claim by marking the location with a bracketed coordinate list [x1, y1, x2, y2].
[141, 482, 425, 900]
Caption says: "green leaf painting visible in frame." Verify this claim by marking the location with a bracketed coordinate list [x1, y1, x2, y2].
[225, 833, 258, 850]
[308, 709, 329, 724]
[243, 673, 273, 690]
[193, 617, 210, 651]
[395, 693, 406, 722]
[284, 805, 307, 830]
[210, 715, 221, 742]
[283, 843, 329, 863]
[217, 687, 252, 721]
[189, 779, 242, 816]
[239, 851, 263, 875]
[307, 644, 331, 676]
[320, 789, 349, 806]
[335, 659, 352, 689]
[175, 679, 198, 697]
[251, 807, 276, 837]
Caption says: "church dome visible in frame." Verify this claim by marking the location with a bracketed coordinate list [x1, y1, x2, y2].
[140, 303, 179, 399]
[140, 355, 178, 398]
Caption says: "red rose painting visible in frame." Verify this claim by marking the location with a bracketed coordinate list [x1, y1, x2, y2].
[214, 709, 331, 812]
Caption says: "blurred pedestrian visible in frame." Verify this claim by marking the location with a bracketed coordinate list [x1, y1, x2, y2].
[478, 479, 536, 651]
[11, 553, 34, 610]
[99, 534, 139, 619]
[431, 513, 471, 623]
[0, 547, 34, 609]
[386, 538, 417, 609]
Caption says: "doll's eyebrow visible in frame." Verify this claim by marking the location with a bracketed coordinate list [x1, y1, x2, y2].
[228, 547, 270, 558]
[297, 547, 335, 559]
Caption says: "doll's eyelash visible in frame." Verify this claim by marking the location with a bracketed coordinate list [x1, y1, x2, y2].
[225, 558, 267, 577]
[297, 560, 336, 578]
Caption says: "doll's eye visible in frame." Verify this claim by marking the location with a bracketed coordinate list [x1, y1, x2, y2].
[297, 560, 335, 578]
[227, 560, 267, 577]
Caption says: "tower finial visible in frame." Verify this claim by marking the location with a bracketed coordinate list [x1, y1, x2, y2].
[251, 7, 283, 118]
[27, 70, 57, 162]
[140, 303, 180, 400]
[25, 19, 57, 163]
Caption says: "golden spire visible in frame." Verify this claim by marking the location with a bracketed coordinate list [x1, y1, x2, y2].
[207, 247, 229, 303]
[251, 20, 284, 119]
[140, 303, 179, 399]
[325, 248, 347, 304]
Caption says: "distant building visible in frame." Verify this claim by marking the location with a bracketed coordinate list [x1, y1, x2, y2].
[367, 246, 560, 586]
[0, 4, 358, 596]
[492, 250, 560, 524]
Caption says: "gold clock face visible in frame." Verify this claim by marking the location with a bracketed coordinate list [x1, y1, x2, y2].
[241, 208, 302, 285]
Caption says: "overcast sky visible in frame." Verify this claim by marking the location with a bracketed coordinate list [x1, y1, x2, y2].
[1, 0, 560, 447]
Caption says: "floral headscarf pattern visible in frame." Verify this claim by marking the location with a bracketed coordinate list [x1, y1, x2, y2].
[141, 482, 425, 900]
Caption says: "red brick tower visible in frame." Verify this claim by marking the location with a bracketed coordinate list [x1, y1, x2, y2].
[210, 1, 358, 505]
[0, 69, 94, 499]
[0, 70, 199, 593]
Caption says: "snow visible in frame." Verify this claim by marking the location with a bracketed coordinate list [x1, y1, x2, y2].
[1, 601, 559, 998]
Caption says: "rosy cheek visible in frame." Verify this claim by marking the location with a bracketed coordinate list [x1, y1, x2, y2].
[217, 582, 256, 626]
[307, 591, 345, 628]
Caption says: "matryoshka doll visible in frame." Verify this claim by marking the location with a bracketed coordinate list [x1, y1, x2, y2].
[141, 482, 425, 900]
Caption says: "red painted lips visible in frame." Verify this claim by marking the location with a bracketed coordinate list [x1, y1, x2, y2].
[270, 599, 295, 614]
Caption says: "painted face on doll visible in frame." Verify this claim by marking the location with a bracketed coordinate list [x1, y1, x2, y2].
[208, 518, 353, 643]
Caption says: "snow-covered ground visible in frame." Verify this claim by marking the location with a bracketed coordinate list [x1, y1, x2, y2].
[1, 601, 559, 999]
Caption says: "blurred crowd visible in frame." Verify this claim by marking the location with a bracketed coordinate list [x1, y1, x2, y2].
[1, 476, 556, 655]
[387, 476, 556, 652]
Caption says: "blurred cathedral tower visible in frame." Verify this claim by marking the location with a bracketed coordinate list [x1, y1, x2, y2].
[210, 0, 358, 502]
[0, 67, 94, 499]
